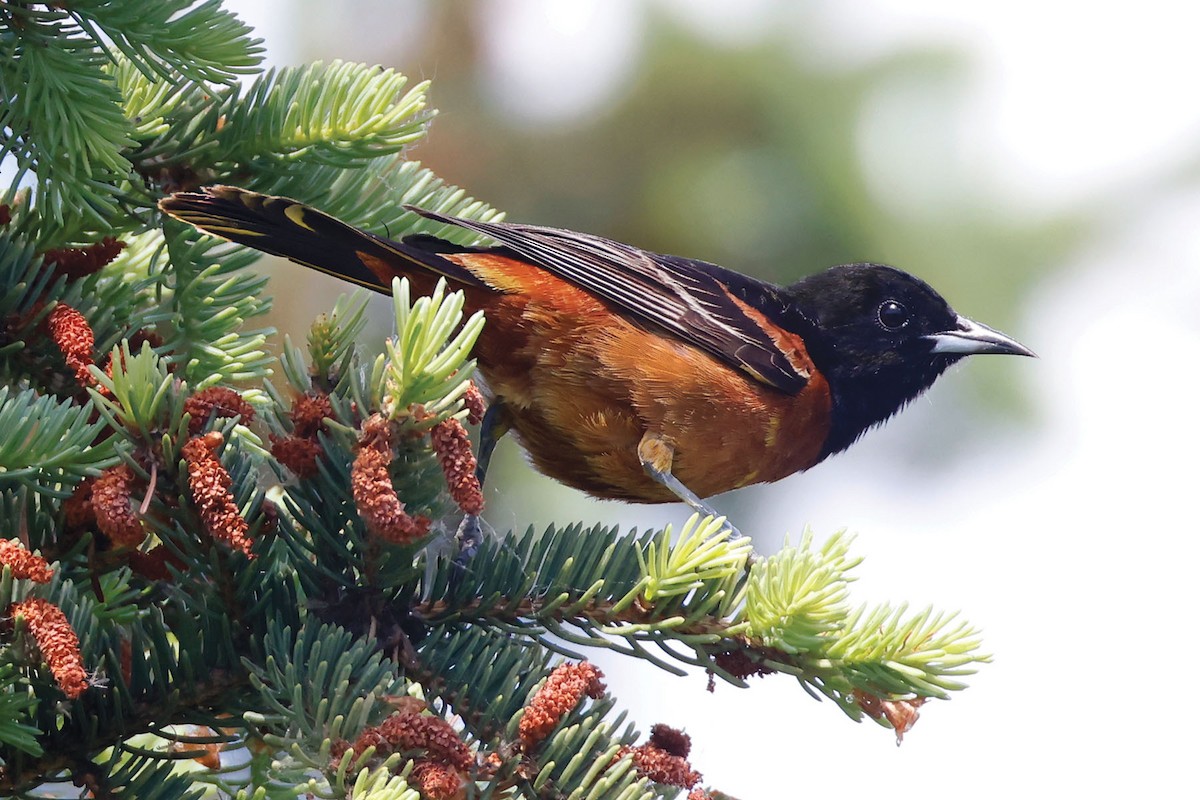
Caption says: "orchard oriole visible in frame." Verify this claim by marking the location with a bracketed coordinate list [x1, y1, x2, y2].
[160, 187, 1033, 524]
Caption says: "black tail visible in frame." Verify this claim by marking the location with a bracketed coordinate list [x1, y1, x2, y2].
[158, 186, 488, 293]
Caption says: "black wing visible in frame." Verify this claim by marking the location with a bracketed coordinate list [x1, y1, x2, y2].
[408, 206, 809, 394]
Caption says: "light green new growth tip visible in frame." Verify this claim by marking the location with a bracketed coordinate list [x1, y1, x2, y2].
[741, 529, 990, 700]
[639, 513, 753, 604]
[744, 529, 861, 655]
[344, 766, 421, 800]
[89, 341, 176, 442]
[374, 277, 484, 426]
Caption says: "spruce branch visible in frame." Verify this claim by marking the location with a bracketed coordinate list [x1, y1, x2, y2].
[413, 627, 659, 800]
[415, 519, 990, 715]
[0, 233, 59, 343]
[158, 228, 273, 387]
[88, 341, 178, 444]
[268, 278, 484, 594]
[743, 529, 861, 655]
[343, 767, 421, 800]
[0, 664, 42, 757]
[247, 619, 409, 739]
[0, 17, 136, 234]
[215, 61, 433, 171]
[112, 56, 199, 140]
[827, 603, 987, 697]
[639, 513, 752, 614]
[0, 387, 115, 497]
[378, 277, 484, 426]
[123, 71, 229, 189]
[300, 290, 372, 392]
[65, 0, 263, 84]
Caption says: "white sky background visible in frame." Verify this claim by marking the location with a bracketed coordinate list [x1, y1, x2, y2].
[232, 1, 1200, 796]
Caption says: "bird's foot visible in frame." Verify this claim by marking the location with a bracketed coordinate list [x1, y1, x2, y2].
[448, 513, 495, 590]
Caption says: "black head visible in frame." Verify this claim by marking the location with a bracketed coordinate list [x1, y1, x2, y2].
[783, 263, 1034, 458]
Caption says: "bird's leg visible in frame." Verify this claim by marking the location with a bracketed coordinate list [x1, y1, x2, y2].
[474, 400, 506, 485]
[454, 400, 508, 562]
[637, 432, 742, 538]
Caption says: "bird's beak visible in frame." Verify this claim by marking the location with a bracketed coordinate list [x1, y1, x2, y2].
[926, 315, 1036, 357]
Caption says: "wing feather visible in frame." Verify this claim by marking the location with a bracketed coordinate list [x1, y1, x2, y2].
[408, 206, 808, 393]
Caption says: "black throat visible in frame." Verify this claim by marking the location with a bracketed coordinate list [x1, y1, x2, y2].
[807, 350, 954, 458]
[721, 266, 960, 462]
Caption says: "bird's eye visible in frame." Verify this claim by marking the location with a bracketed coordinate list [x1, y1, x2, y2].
[877, 300, 909, 330]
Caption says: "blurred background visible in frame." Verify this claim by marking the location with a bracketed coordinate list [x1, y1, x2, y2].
[231, 1, 1198, 796]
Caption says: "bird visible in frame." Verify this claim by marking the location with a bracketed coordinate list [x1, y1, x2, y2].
[159, 186, 1033, 526]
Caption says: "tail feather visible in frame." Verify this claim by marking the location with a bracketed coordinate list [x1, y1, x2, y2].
[158, 186, 489, 293]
